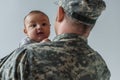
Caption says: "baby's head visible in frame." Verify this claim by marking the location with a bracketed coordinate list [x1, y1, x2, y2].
[24, 10, 50, 42]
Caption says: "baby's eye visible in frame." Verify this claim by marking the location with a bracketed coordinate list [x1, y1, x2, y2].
[32, 24, 37, 27]
[41, 23, 48, 26]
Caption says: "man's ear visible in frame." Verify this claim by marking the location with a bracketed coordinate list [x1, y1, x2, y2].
[57, 7, 64, 22]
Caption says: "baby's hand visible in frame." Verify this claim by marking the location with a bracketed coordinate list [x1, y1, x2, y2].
[41, 38, 51, 43]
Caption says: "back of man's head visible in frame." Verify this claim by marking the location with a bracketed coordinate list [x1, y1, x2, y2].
[57, 0, 106, 26]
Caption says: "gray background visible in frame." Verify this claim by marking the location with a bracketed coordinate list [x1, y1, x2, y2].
[0, 0, 119, 80]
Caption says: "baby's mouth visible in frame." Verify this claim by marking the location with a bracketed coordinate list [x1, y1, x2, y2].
[37, 31, 44, 35]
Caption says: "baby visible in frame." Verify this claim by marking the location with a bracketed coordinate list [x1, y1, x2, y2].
[19, 10, 51, 47]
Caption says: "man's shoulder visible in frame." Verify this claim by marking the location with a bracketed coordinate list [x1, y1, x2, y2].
[27, 42, 62, 50]
[0, 47, 27, 67]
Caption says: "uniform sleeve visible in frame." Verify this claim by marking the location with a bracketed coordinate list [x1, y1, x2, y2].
[1, 47, 51, 80]
[0, 47, 28, 80]
[17, 49, 39, 80]
[95, 52, 111, 80]
[20, 49, 46, 80]
[21, 48, 60, 80]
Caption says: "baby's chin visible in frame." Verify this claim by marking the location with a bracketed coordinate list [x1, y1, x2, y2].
[36, 37, 48, 42]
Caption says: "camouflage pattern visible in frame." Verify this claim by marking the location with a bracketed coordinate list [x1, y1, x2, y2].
[0, 33, 110, 80]
[58, 0, 106, 25]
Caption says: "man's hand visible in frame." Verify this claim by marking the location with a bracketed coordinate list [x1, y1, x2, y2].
[41, 38, 51, 43]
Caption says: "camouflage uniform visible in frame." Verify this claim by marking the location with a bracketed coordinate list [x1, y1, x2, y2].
[0, 33, 110, 80]
[0, 0, 111, 80]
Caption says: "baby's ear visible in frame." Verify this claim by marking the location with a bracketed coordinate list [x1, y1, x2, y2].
[23, 28, 27, 34]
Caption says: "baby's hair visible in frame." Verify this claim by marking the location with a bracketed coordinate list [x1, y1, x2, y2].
[24, 10, 49, 26]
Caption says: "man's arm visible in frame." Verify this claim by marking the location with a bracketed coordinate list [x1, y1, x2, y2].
[0, 47, 27, 80]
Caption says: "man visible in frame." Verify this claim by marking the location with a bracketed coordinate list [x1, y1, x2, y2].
[0, 0, 110, 80]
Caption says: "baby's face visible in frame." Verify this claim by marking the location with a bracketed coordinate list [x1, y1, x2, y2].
[24, 13, 50, 42]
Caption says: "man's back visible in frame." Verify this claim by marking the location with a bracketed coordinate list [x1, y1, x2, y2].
[0, 33, 110, 80]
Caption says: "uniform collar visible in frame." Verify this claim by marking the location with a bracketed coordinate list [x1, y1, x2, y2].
[53, 33, 87, 43]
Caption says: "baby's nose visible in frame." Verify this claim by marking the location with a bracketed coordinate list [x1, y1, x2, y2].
[37, 25, 42, 29]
